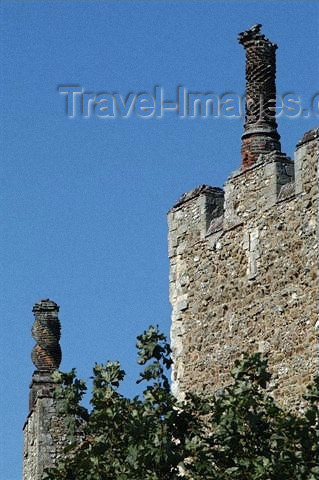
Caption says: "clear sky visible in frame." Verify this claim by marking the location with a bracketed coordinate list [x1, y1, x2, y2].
[0, 1, 318, 478]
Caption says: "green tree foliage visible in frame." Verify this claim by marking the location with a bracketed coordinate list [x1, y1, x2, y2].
[46, 326, 318, 480]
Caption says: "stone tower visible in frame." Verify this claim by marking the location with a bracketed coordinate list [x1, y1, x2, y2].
[23, 299, 66, 480]
[168, 25, 318, 406]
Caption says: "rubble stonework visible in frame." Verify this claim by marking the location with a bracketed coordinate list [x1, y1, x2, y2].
[23, 392, 67, 480]
[23, 300, 66, 480]
[168, 26, 318, 407]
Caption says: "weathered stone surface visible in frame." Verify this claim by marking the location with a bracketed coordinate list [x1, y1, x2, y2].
[168, 130, 318, 408]
[23, 385, 67, 480]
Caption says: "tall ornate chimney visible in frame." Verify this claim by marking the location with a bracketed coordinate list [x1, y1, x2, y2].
[23, 300, 65, 480]
[29, 299, 62, 409]
[239, 24, 282, 169]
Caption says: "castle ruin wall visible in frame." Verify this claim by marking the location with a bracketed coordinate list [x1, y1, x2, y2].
[168, 130, 318, 407]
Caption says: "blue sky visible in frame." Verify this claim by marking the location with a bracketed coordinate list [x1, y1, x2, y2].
[0, 1, 318, 478]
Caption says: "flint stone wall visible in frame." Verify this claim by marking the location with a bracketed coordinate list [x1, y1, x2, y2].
[168, 129, 318, 407]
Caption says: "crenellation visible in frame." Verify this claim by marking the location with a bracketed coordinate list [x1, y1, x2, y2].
[295, 128, 319, 195]
[168, 185, 224, 258]
[224, 153, 294, 224]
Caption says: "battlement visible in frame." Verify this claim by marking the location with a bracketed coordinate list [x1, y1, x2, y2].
[168, 185, 224, 258]
[169, 129, 318, 252]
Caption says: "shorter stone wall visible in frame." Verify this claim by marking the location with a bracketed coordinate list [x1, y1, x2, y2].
[23, 398, 66, 480]
[23, 375, 67, 480]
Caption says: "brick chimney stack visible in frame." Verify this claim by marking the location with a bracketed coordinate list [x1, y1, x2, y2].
[239, 24, 282, 169]
[29, 299, 62, 410]
[23, 300, 65, 480]
[31, 299, 61, 373]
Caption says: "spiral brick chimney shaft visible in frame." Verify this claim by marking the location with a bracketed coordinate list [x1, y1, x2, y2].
[31, 299, 61, 372]
[28, 299, 62, 411]
[238, 24, 281, 169]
